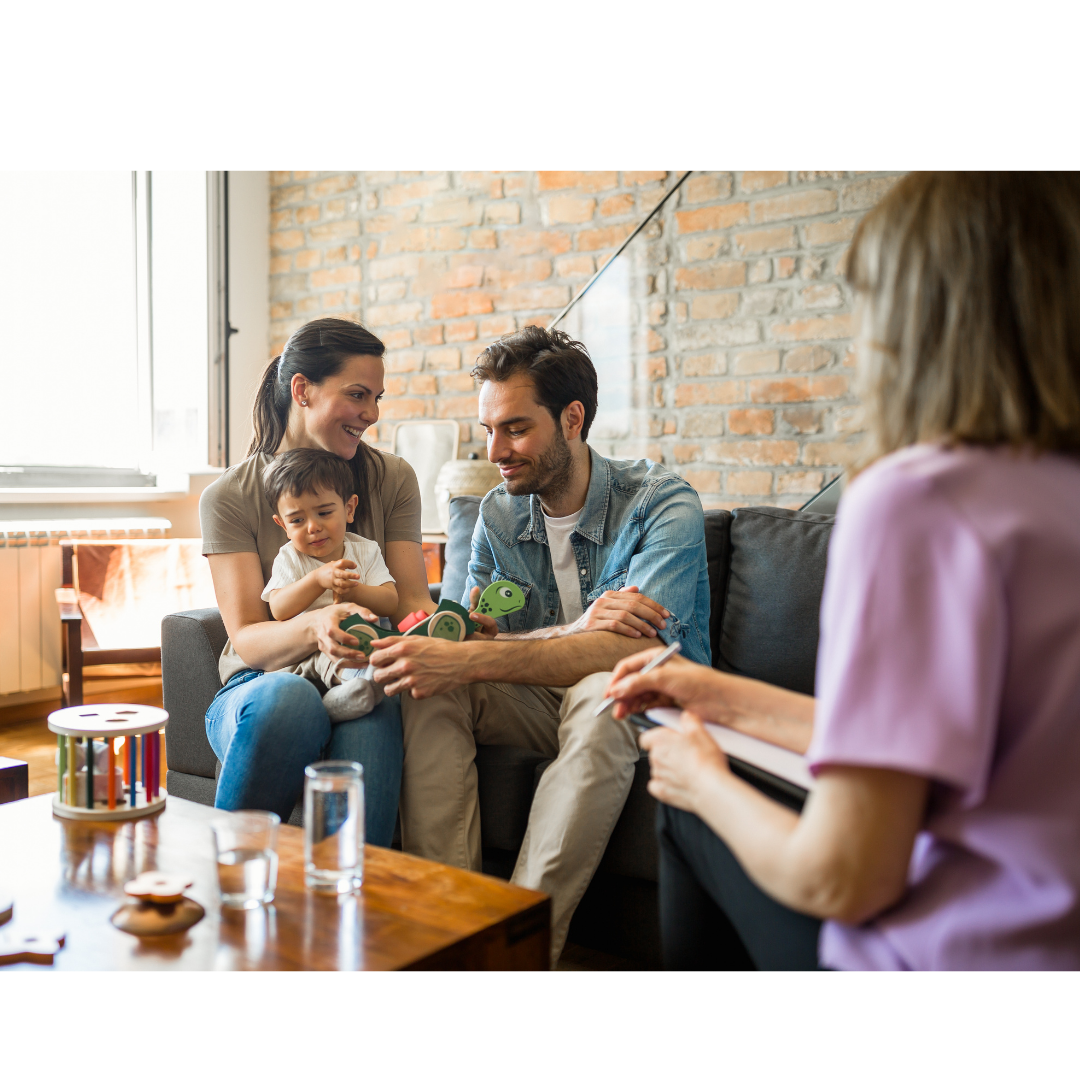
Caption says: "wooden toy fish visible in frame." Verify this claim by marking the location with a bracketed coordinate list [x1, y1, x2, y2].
[0, 928, 66, 966]
[476, 581, 526, 618]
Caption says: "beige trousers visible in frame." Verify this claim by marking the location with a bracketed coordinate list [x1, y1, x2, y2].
[399, 671, 641, 962]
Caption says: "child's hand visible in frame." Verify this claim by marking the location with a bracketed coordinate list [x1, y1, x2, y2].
[314, 559, 360, 596]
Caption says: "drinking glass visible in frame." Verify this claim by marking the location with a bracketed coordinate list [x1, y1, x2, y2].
[304, 760, 364, 893]
[211, 810, 280, 908]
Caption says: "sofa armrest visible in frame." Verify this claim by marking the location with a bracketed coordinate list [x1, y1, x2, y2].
[161, 608, 228, 780]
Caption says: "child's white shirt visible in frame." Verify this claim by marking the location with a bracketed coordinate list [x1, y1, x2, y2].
[261, 533, 394, 612]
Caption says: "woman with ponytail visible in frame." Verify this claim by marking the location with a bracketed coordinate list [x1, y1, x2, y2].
[199, 317, 434, 842]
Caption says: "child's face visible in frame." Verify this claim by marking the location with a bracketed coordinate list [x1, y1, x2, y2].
[273, 486, 359, 560]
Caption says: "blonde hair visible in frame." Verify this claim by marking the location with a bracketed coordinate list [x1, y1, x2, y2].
[846, 172, 1080, 470]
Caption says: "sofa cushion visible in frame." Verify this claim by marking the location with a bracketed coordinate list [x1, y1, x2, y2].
[714, 507, 834, 695]
[476, 743, 552, 852]
[704, 510, 733, 662]
[161, 608, 228, 779]
[441, 495, 483, 606]
[596, 755, 658, 881]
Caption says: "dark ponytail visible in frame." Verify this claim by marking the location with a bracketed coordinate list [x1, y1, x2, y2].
[250, 317, 386, 527]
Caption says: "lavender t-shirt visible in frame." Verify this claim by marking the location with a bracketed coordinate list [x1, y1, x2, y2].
[807, 443, 1080, 970]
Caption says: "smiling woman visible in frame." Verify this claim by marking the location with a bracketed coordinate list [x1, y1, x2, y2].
[196, 317, 433, 845]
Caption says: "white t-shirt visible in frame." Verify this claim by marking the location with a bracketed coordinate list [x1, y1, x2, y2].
[542, 508, 584, 626]
[260, 532, 394, 612]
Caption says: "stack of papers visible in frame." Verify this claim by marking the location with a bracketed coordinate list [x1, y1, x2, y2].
[644, 707, 816, 792]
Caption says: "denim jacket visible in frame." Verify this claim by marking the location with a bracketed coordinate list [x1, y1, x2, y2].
[464, 447, 712, 667]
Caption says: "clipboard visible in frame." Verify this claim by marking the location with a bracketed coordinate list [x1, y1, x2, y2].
[644, 707, 815, 811]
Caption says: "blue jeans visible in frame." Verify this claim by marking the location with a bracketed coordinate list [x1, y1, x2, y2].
[205, 669, 403, 848]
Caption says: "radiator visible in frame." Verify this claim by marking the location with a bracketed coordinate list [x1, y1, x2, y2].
[0, 519, 171, 695]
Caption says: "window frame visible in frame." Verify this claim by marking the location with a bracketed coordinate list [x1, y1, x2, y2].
[0, 170, 228, 499]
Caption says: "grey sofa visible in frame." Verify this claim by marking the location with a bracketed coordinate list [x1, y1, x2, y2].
[164, 496, 835, 966]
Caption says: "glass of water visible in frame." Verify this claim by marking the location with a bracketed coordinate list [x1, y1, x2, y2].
[304, 760, 364, 893]
[211, 810, 280, 908]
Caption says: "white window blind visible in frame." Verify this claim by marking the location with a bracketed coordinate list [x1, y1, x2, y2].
[0, 171, 141, 470]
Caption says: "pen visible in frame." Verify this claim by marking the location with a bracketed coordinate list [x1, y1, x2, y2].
[593, 640, 682, 717]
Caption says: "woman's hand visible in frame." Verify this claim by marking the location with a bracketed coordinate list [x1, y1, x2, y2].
[311, 602, 378, 669]
[605, 647, 723, 721]
[566, 585, 669, 639]
[639, 712, 730, 814]
[467, 586, 500, 642]
[313, 559, 360, 597]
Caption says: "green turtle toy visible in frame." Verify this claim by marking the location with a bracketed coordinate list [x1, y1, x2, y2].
[476, 580, 527, 619]
[338, 582, 525, 655]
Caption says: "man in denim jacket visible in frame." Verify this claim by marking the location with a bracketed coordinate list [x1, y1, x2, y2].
[369, 326, 710, 961]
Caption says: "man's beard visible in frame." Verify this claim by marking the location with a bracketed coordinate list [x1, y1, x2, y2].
[503, 427, 575, 503]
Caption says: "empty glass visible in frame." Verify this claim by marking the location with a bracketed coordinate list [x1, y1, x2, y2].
[304, 761, 364, 893]
[211, 810, 280, 908]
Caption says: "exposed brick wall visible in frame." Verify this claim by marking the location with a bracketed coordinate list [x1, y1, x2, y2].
[268, 171, 904, 508]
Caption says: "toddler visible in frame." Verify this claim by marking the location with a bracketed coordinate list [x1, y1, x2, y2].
[262, 448, 397, 721]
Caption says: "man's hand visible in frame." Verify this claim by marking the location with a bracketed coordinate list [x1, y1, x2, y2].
[312, 602, 378, 669]
[566, 585, 669, 639]
[638, 712, 730, 814]
[313, 559, 360, 597]
[467, 585, 500, 641]
[368, 635, 473, 698]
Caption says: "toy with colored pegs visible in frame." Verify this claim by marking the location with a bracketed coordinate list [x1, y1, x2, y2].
[47, 703, 168, 822]
[476, 580, 527, 619]
[0, 927, 66, 966]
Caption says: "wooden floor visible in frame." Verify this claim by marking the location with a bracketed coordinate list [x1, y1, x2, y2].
[0, 678, 164, 798]
[0, 678, 644, 971]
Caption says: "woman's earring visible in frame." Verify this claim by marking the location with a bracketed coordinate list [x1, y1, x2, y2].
[300, 399, 308, 406]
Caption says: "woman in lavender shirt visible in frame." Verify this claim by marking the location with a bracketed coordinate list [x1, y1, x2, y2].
[607, 173, 1080, 970]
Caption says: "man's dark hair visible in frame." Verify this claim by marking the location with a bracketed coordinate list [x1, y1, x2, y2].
[471, 325, 599, 441]
[264, 448, 357, 514]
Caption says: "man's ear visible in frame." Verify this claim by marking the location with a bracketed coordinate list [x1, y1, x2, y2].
[562, 400, 585, 442]
[345, 494, 359, 523]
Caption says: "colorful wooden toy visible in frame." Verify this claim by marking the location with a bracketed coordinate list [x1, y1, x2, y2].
[0, 928, 66, 966]
[47, 703, 168, 821]
[476, 581, 527, 619]
[339, 596, 484, 654]
[402, 598, 478, 640]
[112, 870, 205, 937]
[337, 615, 398, 657]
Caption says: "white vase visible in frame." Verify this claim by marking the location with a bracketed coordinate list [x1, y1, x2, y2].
[434, 457, 503, 533]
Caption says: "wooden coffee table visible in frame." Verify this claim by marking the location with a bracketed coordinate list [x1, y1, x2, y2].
[0, 794, 550, 970]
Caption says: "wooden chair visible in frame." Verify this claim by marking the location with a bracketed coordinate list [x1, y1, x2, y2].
[55, 539, 214, 707]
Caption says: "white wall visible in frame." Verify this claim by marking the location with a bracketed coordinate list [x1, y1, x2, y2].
[227, 171, 270, 466]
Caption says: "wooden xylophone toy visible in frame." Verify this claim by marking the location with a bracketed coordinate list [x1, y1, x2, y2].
[48, 703, 169, 821]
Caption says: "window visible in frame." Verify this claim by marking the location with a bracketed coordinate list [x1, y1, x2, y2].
[0, 171, 220, 488]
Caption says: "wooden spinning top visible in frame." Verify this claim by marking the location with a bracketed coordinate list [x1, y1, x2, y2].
[123, 871, 191, 904]
[111, 870, 204, 937]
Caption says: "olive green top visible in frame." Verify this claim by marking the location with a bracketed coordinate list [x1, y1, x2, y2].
[199, 449, 422, 682]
